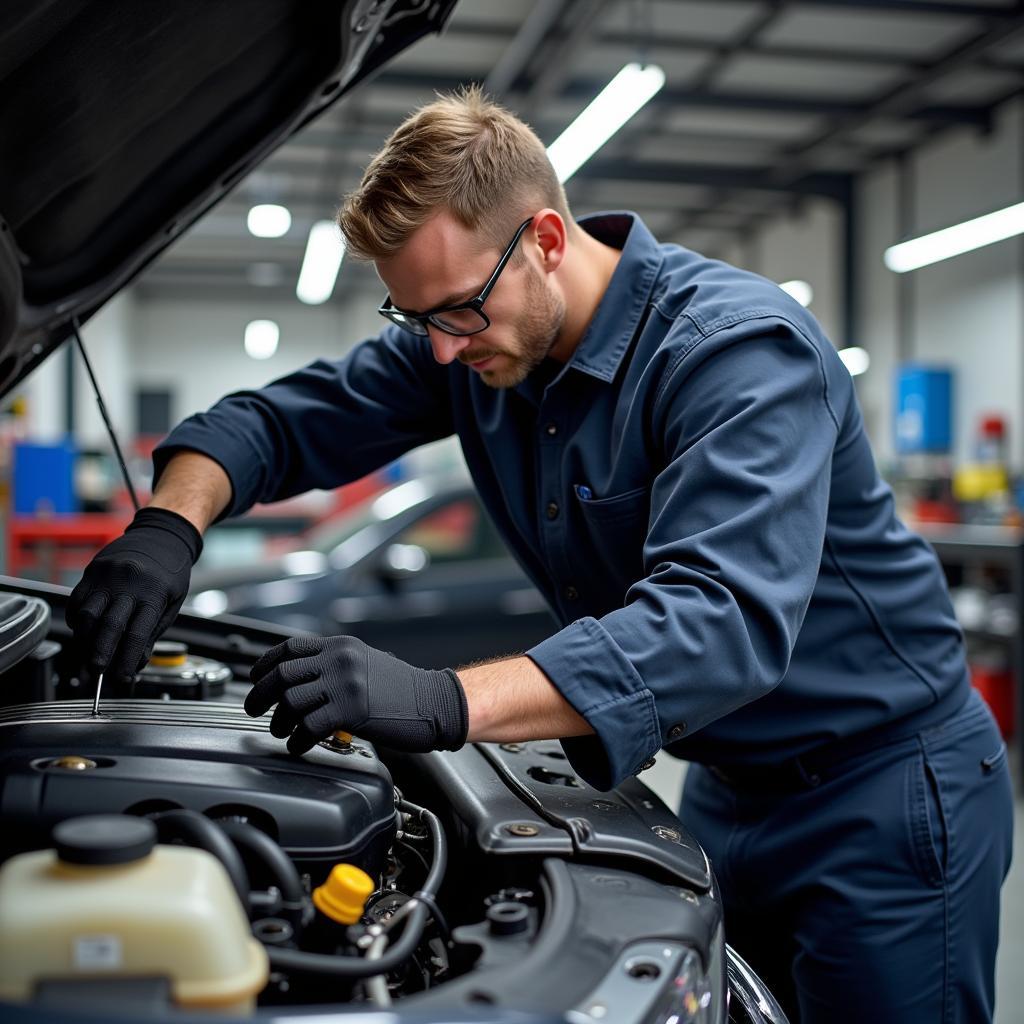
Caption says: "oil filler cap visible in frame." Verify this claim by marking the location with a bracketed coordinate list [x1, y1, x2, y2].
[148, 640, 188, 668]
[313, 863, 375, 924]
[54, 815, 157, 866]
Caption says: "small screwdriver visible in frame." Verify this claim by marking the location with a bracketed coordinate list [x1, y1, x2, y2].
[91, 672, 105, 716]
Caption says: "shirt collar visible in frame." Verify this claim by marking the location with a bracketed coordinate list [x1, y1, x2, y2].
[564, 211, 663, 383]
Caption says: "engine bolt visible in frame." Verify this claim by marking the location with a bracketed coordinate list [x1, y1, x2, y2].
[47, 756, 98, 771]
[506, 823, 540, 837]
[652, 825, 682, 843]
[499, 742, 525, 753]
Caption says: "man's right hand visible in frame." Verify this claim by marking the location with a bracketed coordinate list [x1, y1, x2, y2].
[66, 507, 204, 683]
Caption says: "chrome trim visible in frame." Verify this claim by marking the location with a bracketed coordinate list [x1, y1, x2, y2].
[726, 944, 790, 1024]
[0, 700, 269, 732]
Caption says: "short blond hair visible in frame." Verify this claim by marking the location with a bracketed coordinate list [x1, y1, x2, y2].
[337, 86, 571, 261]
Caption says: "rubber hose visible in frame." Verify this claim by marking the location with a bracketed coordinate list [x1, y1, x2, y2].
[217, 819, 304, 905]
[267, 801, 447, 978]
[397, 799, 446, 898]
[152, 809, 251, 910]
[268, 901, 429, 977]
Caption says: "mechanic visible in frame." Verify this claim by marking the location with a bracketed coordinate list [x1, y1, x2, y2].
[68, 88, 1012, 1023]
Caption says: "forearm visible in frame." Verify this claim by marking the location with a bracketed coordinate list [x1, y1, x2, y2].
[149, 451, 232, 534]
[457, 655, 592, 742]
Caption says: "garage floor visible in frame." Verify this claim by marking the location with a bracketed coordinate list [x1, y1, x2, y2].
[646, 752, 1023, 1021]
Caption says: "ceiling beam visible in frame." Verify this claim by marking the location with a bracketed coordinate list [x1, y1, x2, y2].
[597, 31, 923, 70]
[594, 1, 789, 170]
[705, 0, 1023, 15]
[450, 20, 1021, 74]
[371, 69, 996, 127]
[483, 0, 572, 97]
[517, 0, 614, 120]
[572, 158, 853, 199]
[688, 2, 788, 93]
[777, 15, 1024, 179]
[286, 125, 830, 158]
[677, 10, 1024, 235]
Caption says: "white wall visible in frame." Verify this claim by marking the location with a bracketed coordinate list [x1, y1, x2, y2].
[132, 297, 383, 424]
[15, 289, 390, 478]
[19, 290, 136, 446]
[76, 290, 135, 447]
[855, 163, 901, 464]
[742, 199, 845, 347]
[856, 98, 1024, 469]
[20, 342, 65, 443]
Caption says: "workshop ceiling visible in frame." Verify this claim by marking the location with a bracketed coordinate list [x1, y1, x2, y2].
[138, 0, 1024, 305]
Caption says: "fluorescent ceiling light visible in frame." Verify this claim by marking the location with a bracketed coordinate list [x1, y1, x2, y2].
[244, 319, 279, 360]
[247, 204, 292, 238]
[189, 590, 228, 617]
[779, 279, 813, 307]
[546, 63, 665, 184]
[884, 200, 1024, 273]
[297, 220, 346, 305]
[838, 346, 870, 377]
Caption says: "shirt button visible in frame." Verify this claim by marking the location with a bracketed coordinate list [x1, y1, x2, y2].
[564, 585, 579, 601]
[546, 501, 560, 520]
[667, 723, 687, 740]
[545, 422, 558, 436]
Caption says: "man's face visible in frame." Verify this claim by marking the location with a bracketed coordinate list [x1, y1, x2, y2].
[376, 211, 566, 388]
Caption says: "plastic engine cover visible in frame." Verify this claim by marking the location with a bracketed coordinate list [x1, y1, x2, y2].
[0, 700, 397, 885]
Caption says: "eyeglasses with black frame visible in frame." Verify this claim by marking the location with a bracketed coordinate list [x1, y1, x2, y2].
[378, 217, 534, 337]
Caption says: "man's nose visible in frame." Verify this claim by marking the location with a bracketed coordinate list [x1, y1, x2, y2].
[428, 325, 471, 365]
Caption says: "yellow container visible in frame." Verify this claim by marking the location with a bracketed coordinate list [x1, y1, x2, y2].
[0, 843, 268, 1013]
[953, 463, 1009, 502]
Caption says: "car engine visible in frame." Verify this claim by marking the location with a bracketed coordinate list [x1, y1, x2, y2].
[0, 586, 786, 1023]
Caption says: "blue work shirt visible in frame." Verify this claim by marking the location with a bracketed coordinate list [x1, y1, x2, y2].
[155, 212, 969, 791]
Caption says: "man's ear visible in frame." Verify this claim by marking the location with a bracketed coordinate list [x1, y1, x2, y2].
[531, 209, 567, 274]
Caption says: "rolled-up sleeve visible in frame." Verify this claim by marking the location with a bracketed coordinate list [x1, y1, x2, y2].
[528, 316, 840, 790]
[153, 327, 453, 519]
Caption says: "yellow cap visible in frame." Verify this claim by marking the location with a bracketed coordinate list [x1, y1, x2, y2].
[149, 651, 187, 667]
[333, 731, 353, 744]
[312, 864, 375, 925]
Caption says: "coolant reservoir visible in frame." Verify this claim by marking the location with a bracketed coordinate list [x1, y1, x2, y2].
[0, 815, 268, 1013]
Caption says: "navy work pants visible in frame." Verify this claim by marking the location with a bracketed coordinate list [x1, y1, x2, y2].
[680, 690, 1014, 1023]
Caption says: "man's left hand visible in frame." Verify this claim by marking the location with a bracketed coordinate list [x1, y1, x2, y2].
[244, 635, 469, 756]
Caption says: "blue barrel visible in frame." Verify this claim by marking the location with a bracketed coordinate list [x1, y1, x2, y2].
[895, 366, 953, 455]
[12, 440, 77, 515]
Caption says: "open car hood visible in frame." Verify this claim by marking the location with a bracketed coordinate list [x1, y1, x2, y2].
[0, 0, 457, 394]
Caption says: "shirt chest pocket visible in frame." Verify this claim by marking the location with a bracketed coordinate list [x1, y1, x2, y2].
[574, 485, 651, 597]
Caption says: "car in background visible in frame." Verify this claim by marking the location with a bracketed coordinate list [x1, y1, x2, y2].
[188, 472, 557, 667]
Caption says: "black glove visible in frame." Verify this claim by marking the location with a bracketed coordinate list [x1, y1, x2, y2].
[244, 635, 469, 756]
[66, 507, 203, 682]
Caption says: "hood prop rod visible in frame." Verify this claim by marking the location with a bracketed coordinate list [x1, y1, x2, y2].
[70, 317, 140, 513]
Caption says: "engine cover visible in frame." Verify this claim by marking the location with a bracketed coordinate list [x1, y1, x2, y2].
[0, 700, 397, 885]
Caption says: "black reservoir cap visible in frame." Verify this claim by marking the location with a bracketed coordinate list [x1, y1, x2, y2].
[54, 815, 157, 866]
